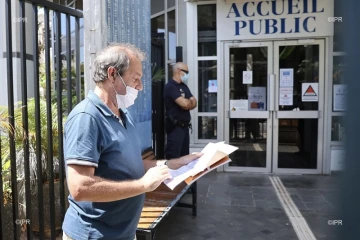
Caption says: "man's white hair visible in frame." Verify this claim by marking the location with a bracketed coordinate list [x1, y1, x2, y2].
[92, 42, 146, 83]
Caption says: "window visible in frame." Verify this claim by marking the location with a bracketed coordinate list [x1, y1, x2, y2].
[331, 1, 346, 144]
[151, 15, 165, 35]
[195, 4, 217, 142]
[151, 0, 165, 15]
[167, 10, 176, 60]
[167, 0, 175, 8]
[198, 60, 217, 112]
[331, 116, 345, 142]
[331, 54, 347, 143]
[197, 5, 217, 56]
[332, 55, 346, 112]
[167, 63, 174, 80]
[151, 15, 166, 56]
[198, 116, 217, 139]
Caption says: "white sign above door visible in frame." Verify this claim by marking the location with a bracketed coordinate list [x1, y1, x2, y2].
[217, 0, 334, 41]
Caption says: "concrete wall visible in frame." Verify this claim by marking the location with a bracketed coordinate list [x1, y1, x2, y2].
[0, 0, 35, 107]
[84, 0, 152, 151]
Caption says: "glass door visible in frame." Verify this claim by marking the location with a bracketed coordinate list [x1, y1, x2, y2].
[224, 42, 273, 173]
[273, 40, 325, 174]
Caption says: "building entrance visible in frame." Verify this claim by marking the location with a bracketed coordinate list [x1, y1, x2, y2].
[224, 40, 325, 174]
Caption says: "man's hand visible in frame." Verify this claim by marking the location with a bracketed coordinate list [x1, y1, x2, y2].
[140, 165, 172, 192]
[167, 152, 204, 170]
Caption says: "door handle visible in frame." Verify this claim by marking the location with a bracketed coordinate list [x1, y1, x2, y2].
[269, 74, 275, 111]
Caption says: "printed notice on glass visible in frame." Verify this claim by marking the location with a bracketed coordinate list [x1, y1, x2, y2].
[230, 100, 248, 111]
[208, 80, 218, 93]
[334, 84, 347, 111]
[248, 87, 266, 111]
[243, 71, 253, 84]
[279, 87, 293, 106]
[302, 83, 319, 102]
[280, 69, 294, 87]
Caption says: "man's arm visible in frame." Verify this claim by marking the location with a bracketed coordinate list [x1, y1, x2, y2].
[66, 163, 171, 202]
[143, 152, 203, 172]
[174, 96, 193, 110]
[188, 96, 197, 110]
[174, 96, 197, 110]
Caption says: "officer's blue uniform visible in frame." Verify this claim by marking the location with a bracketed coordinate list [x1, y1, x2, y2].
[163, 79, 193, 160]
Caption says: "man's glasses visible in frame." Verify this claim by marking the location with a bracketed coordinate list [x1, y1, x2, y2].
[178, 68, 189, 74]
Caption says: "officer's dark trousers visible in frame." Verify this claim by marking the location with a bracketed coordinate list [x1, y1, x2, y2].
[165, 126, 189, 160]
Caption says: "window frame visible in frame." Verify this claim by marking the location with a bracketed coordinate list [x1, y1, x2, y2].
[331, 52, 347, 145]
[151, 1, 177, 97]
[194, 2, 218, 143]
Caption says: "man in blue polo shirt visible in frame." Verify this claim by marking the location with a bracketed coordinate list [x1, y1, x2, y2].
[164, 62, 197, 160]
[62, 43, 202, 240]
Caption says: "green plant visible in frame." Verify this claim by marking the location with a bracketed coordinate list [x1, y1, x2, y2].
[1, 107, 15, 203]
[151, 65, 165, 83]
[1, 98, 65, 200]
[1, 159, 11, 204]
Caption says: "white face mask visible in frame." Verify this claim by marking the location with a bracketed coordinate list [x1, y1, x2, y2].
[112, 73, 138, 109]
[181, 73, 189, 84]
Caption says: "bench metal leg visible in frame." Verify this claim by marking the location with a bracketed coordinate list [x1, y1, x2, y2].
[175, 182, 198, 216]
[136, 230, 155, 240]
[191, 182, 197, 217]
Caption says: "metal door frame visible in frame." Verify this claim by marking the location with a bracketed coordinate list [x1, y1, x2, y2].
[272, 39, 325, 174]
[223, 41, 273, 173]
[223, 39, 325, 174]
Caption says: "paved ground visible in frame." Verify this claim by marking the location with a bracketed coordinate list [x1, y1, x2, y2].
[150, 172, 342, 240]
[280, 175, 342, 240]
[44, 171, 342, 240]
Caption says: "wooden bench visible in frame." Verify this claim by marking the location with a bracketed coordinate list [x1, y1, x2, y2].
[136, 149, 197, 240]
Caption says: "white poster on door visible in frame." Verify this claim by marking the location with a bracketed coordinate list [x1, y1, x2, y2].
[280, 69, 294, 87]
[302, 83, 319, 102]
[208, 80, 218, 93]
[333, 84, 347, 111]
[279, 87, 293, 106]
[243, 71, 253, 84]
[248, 87, 266, 111]
[230, 100, 248, 111]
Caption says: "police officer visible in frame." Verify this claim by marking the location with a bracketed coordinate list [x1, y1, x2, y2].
[164, 62, 197, 160]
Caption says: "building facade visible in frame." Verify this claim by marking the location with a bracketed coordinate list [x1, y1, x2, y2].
[151, 0, 346, 174]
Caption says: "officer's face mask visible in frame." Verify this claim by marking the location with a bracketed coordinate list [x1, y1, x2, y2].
[112, 72, 138, 109]
[180, 72, 189, 84]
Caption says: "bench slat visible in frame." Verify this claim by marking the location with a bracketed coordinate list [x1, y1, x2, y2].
[142, 201, 170, 207]
[140, 212, 164, 217]
[146, 192, 177, 201]
[137, 223, 153, 229]
[141, 207, 168, 212]
[139, 217, 159, 223]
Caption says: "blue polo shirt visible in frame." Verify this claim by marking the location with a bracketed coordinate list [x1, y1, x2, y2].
[163, 79, 193, 122]
[62, 91, 145, 240]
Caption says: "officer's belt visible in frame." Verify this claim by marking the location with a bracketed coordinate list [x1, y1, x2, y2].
[175, 120, 191, 128]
